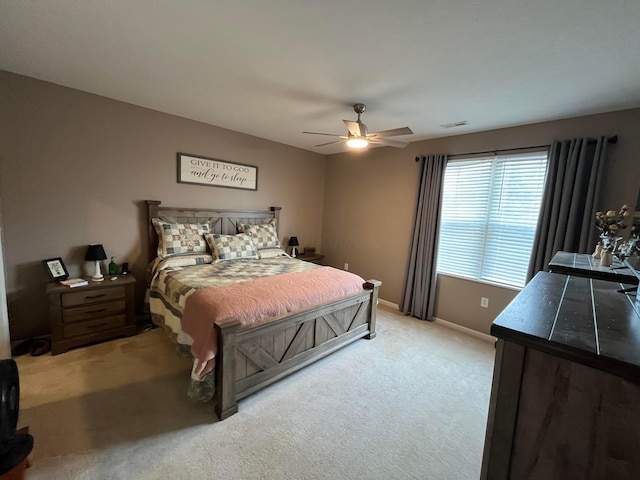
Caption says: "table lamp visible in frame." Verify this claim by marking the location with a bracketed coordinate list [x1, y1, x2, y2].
[289, 236, 299, 258]
[85, 244, 107, 281]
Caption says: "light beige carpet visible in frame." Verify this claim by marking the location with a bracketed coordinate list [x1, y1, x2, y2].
[15, 305, 495, 479]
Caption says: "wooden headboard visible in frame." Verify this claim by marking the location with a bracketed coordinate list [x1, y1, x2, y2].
[146, 200, 281, 261]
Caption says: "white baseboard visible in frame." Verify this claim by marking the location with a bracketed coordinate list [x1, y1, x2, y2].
[377, 298, 495, 344]
[378, 298, 398, 309]
[433, 317, 496, 343]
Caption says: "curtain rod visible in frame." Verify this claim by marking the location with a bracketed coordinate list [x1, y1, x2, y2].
[415, 135, 618, 162]
[446, 144, 550, 160]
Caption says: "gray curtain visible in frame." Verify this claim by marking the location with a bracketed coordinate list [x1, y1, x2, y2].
[527, 137, 609, 280]
[400, 154, 447, 320]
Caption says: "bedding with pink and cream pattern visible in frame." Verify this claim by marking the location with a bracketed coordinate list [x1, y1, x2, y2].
[148, 256, 366, 384]
[182, 266, 366, 377]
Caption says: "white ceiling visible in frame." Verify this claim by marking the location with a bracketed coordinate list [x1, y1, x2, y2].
[2, 0, 640, 155]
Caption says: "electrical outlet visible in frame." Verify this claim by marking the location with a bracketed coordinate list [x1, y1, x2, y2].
[481, 297, 489, 308]
[344, 263, 349, 271]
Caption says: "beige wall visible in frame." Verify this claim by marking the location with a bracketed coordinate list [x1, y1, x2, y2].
[323, 108, 640, 334]
[0, 70, 326, 340]
[2, 69, 639, 341]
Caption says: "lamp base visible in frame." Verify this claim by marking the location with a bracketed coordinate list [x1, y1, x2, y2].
[91, 260, 104, 281]
[291, 247, 298, 258]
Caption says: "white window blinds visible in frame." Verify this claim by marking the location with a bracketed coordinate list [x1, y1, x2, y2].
[436, 150, 548, 288]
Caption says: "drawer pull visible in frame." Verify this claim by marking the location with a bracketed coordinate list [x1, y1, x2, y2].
[87, 322, 107, 329]
[85, 294, 106, 300]
[86, 308, 107, 314]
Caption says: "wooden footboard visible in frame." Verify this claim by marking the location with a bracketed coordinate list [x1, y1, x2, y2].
[213, 279, 381, 420]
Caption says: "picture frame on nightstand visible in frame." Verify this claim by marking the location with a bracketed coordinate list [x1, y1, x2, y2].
[43, 257, 69, 281]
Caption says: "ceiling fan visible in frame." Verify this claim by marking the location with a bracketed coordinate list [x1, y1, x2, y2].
[303, 103, 413, 149]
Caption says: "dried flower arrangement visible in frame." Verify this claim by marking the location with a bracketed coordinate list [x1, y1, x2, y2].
[594, 205, 632, 237]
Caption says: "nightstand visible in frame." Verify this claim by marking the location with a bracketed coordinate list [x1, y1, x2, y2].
[297, 253, 325, 264]
[47, 275, 137, 355]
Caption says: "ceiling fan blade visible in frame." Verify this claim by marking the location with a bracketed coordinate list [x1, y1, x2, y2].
[369, 127, 413, 137]
[302, 131, 342, 137]
[343, 120, 363, 137]
[368, 137, 409, 148]
[314, 139, 346, 147]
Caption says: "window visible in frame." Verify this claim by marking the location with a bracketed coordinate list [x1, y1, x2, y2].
[436, 150, 548, 288]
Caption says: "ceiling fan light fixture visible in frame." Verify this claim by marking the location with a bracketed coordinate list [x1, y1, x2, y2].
[346, 137, 368, 148]
[303, 103, 412, 149]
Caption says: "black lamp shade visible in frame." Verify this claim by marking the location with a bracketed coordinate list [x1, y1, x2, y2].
[85, 244, 107, 261]
[289, 236, 299, 247]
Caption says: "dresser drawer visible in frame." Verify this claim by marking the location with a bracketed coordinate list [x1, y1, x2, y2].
[61, 286, 125, 307]
[62, 299, 126, 324]
[63, 314, 126, 338]
[48, 275, 137, 355]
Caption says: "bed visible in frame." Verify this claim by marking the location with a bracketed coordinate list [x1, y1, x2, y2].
[146, 200, 381, 420]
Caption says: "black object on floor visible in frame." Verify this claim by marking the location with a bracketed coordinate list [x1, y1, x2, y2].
[29, 339, 51, 356]
[0, 359, 19, 439]
[0, 433, 33, 475]
[0, 359, 34, 475]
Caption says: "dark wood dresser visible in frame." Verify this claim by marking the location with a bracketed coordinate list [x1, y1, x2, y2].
[47, 275, 137, 354]
[548, 250, 638, 284]
[481, 271, 640, 479]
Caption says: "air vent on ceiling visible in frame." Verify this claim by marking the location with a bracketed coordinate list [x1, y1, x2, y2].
[440, 121, 469, 129]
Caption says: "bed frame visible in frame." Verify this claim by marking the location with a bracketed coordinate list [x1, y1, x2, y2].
[146, 200, 381, 420]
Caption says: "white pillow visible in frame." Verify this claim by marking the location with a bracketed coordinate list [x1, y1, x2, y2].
[258, 247, 289, 259]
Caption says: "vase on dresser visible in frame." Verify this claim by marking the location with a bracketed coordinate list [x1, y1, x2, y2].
[600, 248, 613, 267]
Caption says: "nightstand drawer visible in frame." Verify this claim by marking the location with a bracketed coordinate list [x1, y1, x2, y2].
[62, 300, 126, 324]
[63, 314, 126, 338]
[48, 275, 137, 355]
[61, 286, 125, 307]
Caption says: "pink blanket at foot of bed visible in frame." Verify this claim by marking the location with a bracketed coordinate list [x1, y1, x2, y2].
[182, 266, 366, 377]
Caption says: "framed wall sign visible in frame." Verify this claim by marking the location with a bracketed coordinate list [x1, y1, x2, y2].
[177, 153, 258, 191]
[43, 257, 69, 281]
